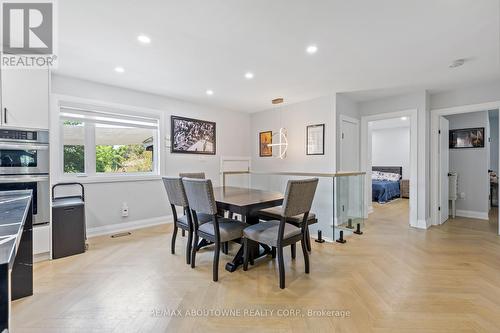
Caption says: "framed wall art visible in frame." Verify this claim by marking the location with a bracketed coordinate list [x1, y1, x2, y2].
[171, 116, 216, 154]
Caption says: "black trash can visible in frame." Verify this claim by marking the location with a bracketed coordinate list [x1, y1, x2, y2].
[52, 183, 86, 259]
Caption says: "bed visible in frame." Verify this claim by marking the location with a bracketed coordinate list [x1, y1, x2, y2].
[372, 166, 402, 204]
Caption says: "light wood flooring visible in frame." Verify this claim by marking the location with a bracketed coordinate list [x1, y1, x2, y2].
[12, 199, 500, 332]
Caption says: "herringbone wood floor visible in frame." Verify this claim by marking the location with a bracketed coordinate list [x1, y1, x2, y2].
[12, 199, 500, 332]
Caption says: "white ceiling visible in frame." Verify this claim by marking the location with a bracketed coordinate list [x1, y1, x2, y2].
[55, 0, 500, 112]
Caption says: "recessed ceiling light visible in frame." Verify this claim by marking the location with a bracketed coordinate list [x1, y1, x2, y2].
[449, 58, 465, 68]
[114, 66, 125, 73]
[306, 45, 318, 54]
[244, 72, 254, 79]
[137, 34, 151, 44]
[206, 89, 214, 96]
[401, 116, 408, 121]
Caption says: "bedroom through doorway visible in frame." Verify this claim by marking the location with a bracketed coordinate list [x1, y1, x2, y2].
[369, 117, 410, 223]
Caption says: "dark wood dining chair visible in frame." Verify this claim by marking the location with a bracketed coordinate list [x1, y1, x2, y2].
[258, 207, 317, 253]
[178, 173, 205, 237]
[162, 177, 212, 264]
[242, 178, 319, 289]
[179, 172, 206, 179]
[182, 178, 247, 282]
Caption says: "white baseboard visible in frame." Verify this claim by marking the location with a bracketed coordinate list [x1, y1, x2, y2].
[455, 210, 489, 220]
[412, 219, 429, 229]
[87, 215, 172, 238]
[34, 252, 50, 263]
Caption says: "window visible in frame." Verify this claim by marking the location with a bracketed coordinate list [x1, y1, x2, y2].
[95, 124, 154, 173]
[62, 120, 85, 173]
[60, 105, 160, 177]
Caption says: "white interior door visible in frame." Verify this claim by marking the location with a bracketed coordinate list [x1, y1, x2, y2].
[439, 116, 450, 224]
[340, 118, 360, 171]
[339, 117, 360, 225]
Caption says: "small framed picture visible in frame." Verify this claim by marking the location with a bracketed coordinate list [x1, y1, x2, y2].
[449, 127, 484, 149]
[307, 124, 325, 155]
[259, 131, 272, 157]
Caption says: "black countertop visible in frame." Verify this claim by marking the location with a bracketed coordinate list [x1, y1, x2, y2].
[0, 190, 32, 269]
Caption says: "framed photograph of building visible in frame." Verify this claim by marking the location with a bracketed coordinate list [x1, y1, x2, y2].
[449, 127, 484, 149]
[259, 131, 272, 157]
[170, 116, 216, 154]
[307, 124, 325, 155]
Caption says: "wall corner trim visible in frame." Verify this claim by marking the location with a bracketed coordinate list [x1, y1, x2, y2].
[87, 215, 172, 238]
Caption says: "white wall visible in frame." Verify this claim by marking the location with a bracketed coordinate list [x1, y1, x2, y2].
[372, 127, 410, 179]
[51, 75, 250, 233]
[249, 96, 336, 238]
[446, 111, 490, 218]
[430, 80, 500, 110]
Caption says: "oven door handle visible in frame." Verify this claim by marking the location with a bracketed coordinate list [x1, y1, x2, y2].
[0, 175, 49, 183]
[0, 143, 49, 150]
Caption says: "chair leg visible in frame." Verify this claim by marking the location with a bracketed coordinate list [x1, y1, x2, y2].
[186, 230, 193, 265]
[171, 226, 178, 254]
[213, 240, 220, 282]
[181, 229, 185, 237]
[243, 238, 249, 271]
[301, 237, 310, 274]
[291, 244, 296, 259]
[305, 226, 312, 252]
[222, 242, 229, 255]
[191, 233, 199, 269]
[271, 247, 276, 259]
[277, 245, 285, 289]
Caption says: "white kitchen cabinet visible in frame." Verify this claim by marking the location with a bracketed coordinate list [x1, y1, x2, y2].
[1, 68, 49, 129]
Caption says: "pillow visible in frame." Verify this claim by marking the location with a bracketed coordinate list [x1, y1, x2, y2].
[372, 171, 383, 180]
[379, 172, 400, 182]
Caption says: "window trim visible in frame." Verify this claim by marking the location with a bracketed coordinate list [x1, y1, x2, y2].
[57, 97, 162, 182]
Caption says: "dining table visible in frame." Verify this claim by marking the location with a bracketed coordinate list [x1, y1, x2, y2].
[211, 186, 284, 272]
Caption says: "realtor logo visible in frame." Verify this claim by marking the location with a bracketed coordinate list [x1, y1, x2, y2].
[1, 1, 56, 68]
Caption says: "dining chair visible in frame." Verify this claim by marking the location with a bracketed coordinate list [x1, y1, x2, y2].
[258, 207, 317, 253]
[162, 177, 212, 265]
[182, 178, 247, 282]
[178, 173, 206, 237]
[179, 172, 206, 179]
[242, 178, 319, 289]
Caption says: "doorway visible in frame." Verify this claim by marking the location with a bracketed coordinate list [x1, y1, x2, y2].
[360, 109, 418, 228]
[431, 101, 500, 235]
[435, 109, 499, 233]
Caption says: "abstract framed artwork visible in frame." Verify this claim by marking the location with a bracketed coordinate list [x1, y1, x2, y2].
[259, 131, 272, 157]
[170, 116, 216, 154]
[306, 124, 325, 155]
[449, 127, 484, 149]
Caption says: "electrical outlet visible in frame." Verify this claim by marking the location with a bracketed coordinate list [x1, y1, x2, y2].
[122, 202, 129, 217]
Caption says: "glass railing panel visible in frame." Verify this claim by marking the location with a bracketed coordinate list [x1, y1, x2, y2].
[335, 173, 365, 235]
[221, 171, 365, 242]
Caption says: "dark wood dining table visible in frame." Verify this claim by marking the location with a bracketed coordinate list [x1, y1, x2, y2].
[212, 186, 284, 272]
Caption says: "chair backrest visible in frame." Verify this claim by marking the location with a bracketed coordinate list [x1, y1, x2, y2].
[162, 177, 188, 207]
[179, 172, 205, 179]
[182, 178, 217, 215]
[281, 178, 319, 217]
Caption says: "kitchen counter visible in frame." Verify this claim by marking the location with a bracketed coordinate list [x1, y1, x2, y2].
[0, 190, 33, 332]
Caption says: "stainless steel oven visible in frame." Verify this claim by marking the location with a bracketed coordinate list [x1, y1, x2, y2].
[0, 129, 49, 225]
[0, 129, 49, 175]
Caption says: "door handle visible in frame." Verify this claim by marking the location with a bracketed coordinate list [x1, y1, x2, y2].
[3, 108, 7, 124]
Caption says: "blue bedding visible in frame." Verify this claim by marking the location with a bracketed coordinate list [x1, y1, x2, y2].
[372, 180, 400, 203]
